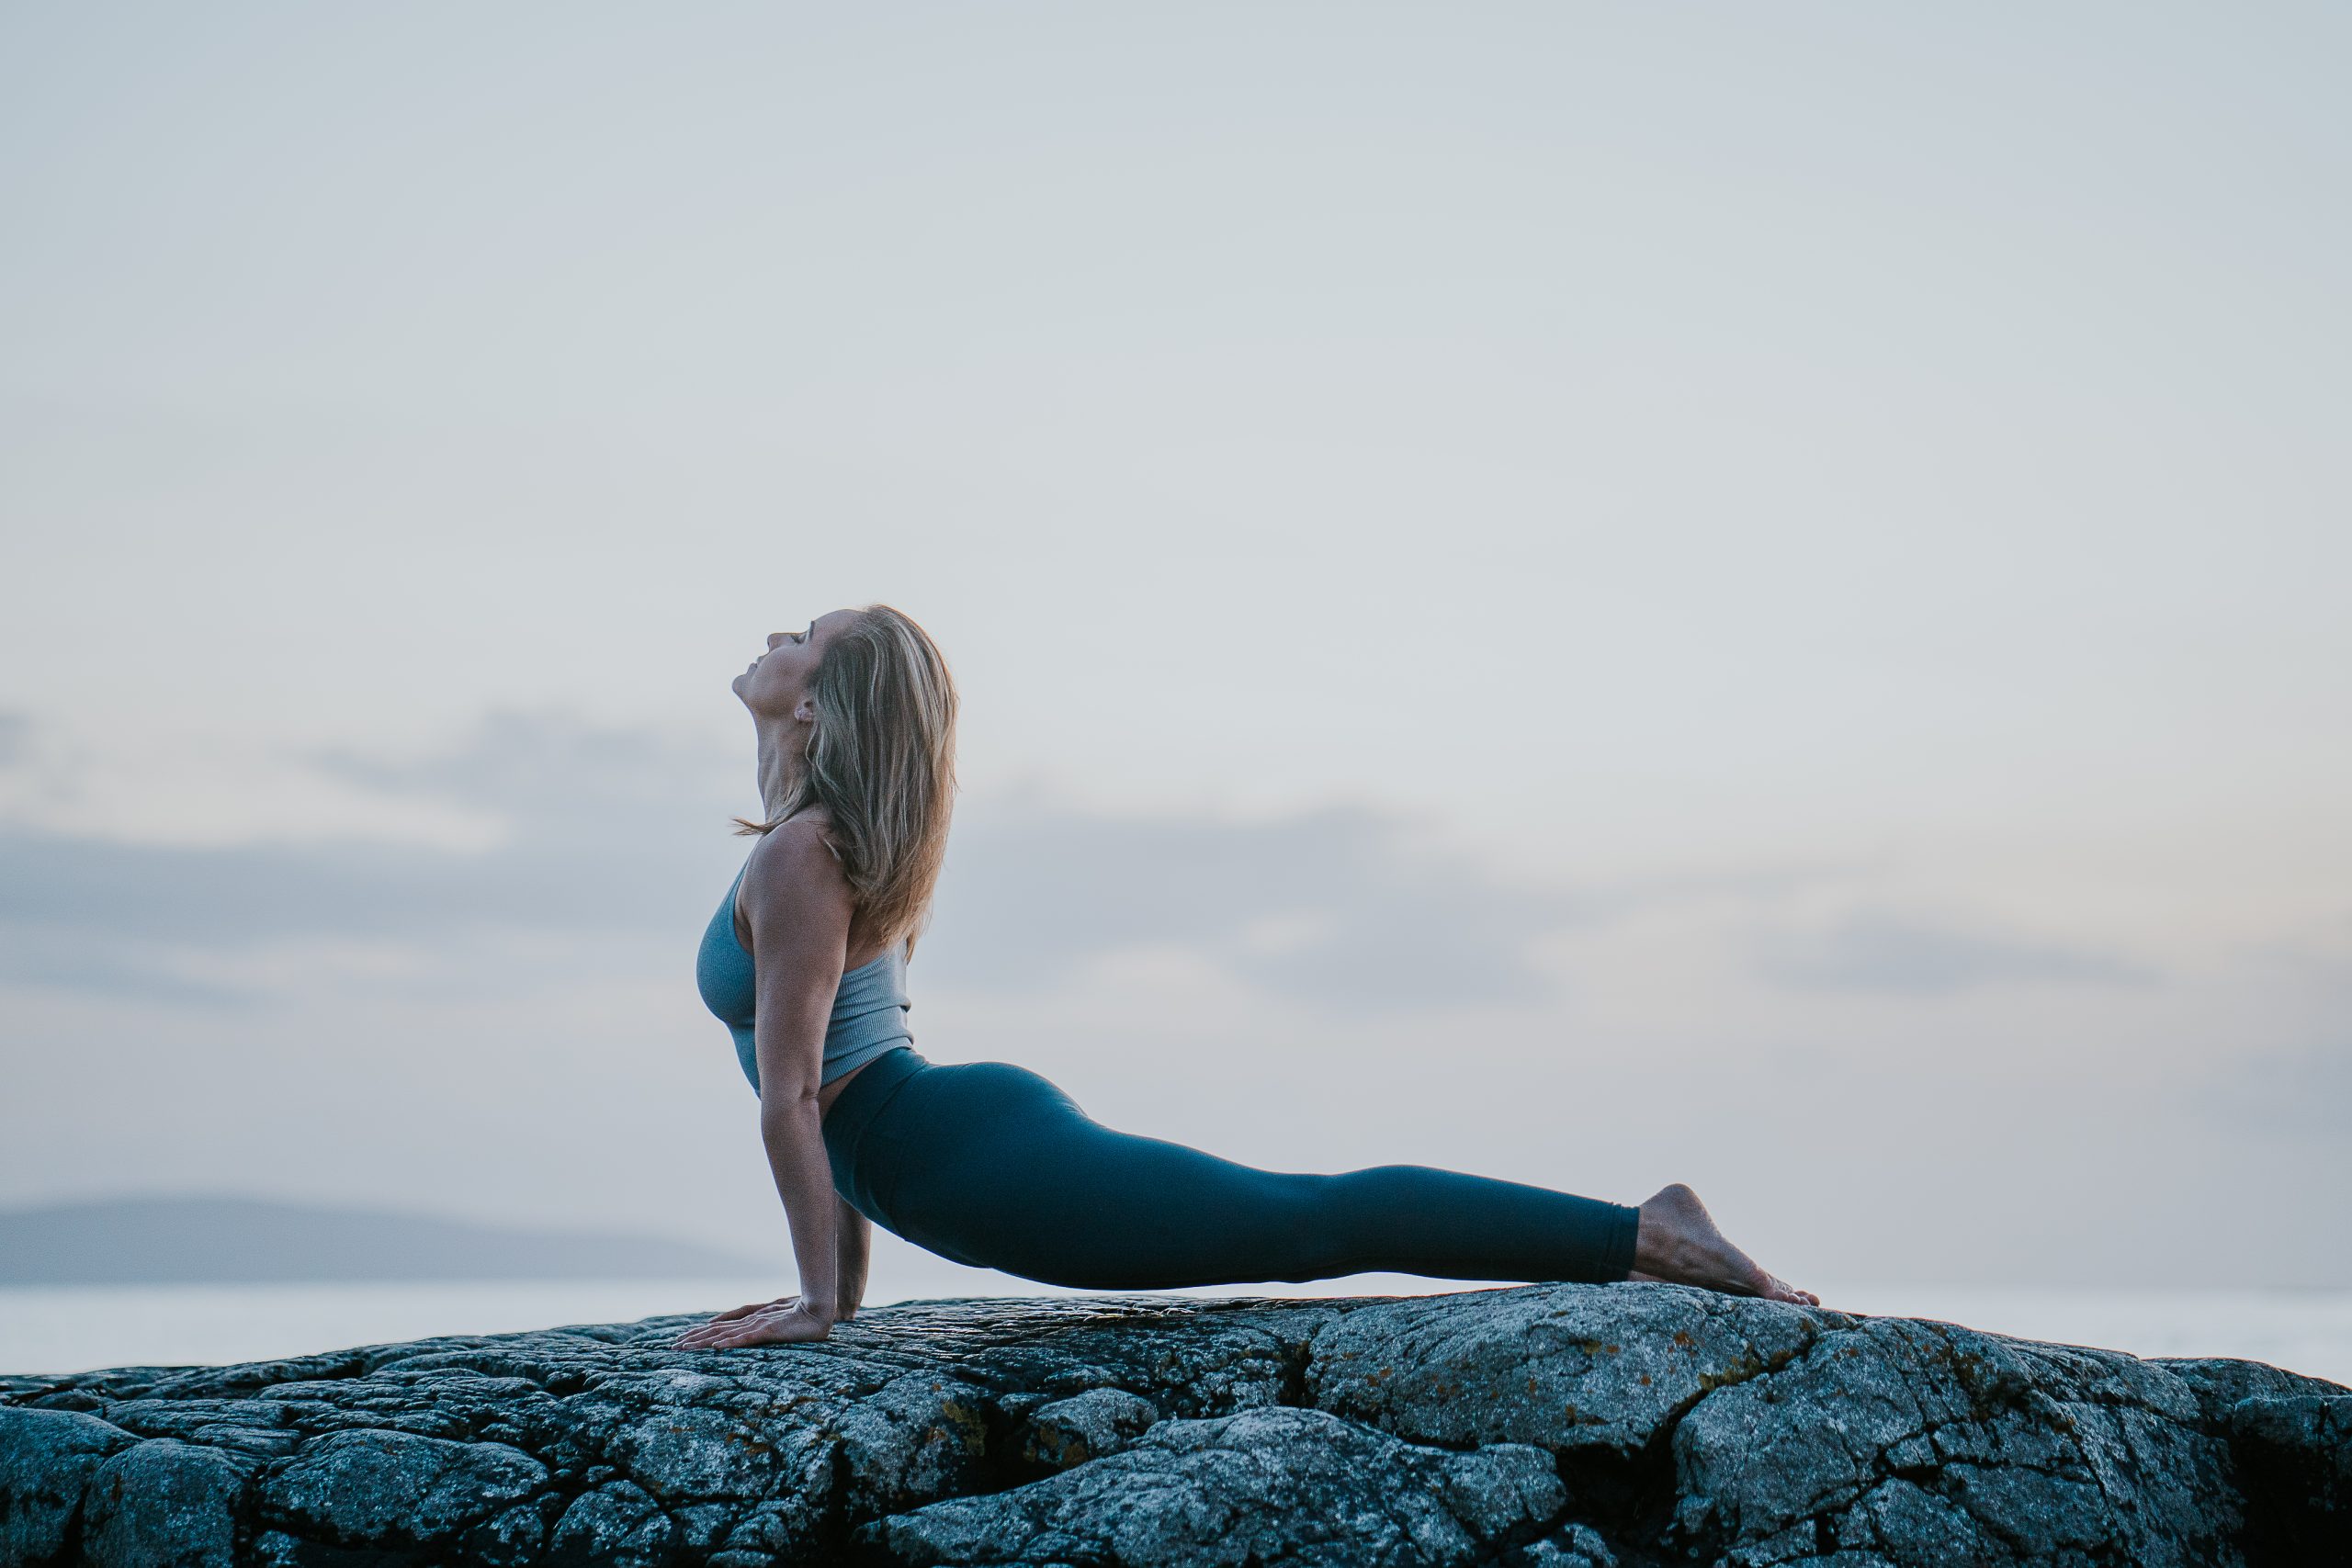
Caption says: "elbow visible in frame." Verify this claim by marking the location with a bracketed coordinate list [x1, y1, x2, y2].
[758, 1086, 824, 1141]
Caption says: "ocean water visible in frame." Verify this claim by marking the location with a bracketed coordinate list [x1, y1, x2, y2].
[4, 1270, 2347, 1387]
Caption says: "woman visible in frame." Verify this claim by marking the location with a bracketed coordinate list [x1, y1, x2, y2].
[675, 605, 1815, 1350]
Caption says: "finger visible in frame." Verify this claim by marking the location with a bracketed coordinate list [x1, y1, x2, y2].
[691, 1315, 802, 1351]
[673, 1296, 829, 1350]
[713, 1296, 792, 1323]
[673, 1297, 797, 1348]
[674, 1315, 753, 1348]
[712, 1323, 787, 1349]
[694, 1313, 787, 1348]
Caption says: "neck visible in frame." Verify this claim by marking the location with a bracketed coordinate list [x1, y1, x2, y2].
[752, 720, 804, 823]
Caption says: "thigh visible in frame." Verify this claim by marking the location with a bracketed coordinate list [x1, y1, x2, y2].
[887, 1064, 1321, 1290]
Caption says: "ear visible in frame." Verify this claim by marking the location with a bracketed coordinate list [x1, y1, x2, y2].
[793, 694, 818, 724]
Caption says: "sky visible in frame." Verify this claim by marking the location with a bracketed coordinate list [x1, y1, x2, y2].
[2, 3, 2347, 1293]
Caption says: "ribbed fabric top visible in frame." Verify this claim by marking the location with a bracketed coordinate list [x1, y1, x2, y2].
[695, 859, 913, 1092]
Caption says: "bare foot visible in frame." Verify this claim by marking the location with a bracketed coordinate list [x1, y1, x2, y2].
[1629, 1184, 1818, 1306]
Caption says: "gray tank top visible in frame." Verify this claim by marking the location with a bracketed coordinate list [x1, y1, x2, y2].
[694, 859, 914, 1091]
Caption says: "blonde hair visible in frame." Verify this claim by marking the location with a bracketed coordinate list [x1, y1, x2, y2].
[733, 604, 959, 957]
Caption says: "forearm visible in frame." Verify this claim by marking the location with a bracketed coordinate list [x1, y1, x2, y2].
[835, 1199, 871, 1316]
[759, 1095, 841, 1316]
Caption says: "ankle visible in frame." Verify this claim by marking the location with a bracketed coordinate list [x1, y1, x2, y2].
[1631, 1198, 1677, 1276]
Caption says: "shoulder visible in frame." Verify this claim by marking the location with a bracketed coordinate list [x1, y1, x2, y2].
[742, 805, 839, 879]
[744, 815, 847, 896]
[757, 810, 842, 867]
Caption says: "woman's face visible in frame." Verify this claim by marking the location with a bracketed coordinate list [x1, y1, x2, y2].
[734, 610, 855, 719]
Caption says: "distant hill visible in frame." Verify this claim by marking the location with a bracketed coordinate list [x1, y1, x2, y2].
[0, 1196, 768, 1283]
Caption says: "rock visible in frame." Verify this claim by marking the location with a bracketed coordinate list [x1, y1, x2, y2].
[0, 1408, 135, 1562]
[81, 1439, 253, 1568]
[258, 1427, 549, 1551]
[1020, 1388, 1161, 1469]
[1522, 1521, 1618, 1567]
[1308, 1281, 1817, 1459]
[0, 1285, 2344, 1566]
[546, 1480, 672, 1566]
[2160, 1356, 2352, 1564]
[868, 1405, 1564, 1566]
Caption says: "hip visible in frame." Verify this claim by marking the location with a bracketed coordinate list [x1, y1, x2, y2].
[820, 1050, 1080, 1224]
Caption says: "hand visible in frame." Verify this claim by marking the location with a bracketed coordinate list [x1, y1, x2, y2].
[671, 1295, 836, 1350]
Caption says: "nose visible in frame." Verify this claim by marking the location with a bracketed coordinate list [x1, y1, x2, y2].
[767, 632, 786, 649]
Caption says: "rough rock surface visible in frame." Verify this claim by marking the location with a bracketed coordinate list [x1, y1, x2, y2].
[2, 1285, 2345, 1566]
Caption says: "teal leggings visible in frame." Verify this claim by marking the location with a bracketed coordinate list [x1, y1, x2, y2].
[821, 1048, 1640, 1290]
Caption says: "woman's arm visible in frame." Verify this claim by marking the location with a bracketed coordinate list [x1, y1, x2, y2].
[836, 1198, 872, 1318]
[675, 818, 856, 1349]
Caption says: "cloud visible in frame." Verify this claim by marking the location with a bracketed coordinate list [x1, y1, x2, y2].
[6, 710, 2195, 1019]
[0, 712, 1589, 1012]
[1757, 909, 2153, 995]
[2199, 1039, 2352, 1140]
[923, 793, 1586, 1010]
[311, 709, 729, 829]
[0, 712, 29, 769]
[0, 924, 253, 1006]
[0, 710, 746, 1001]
